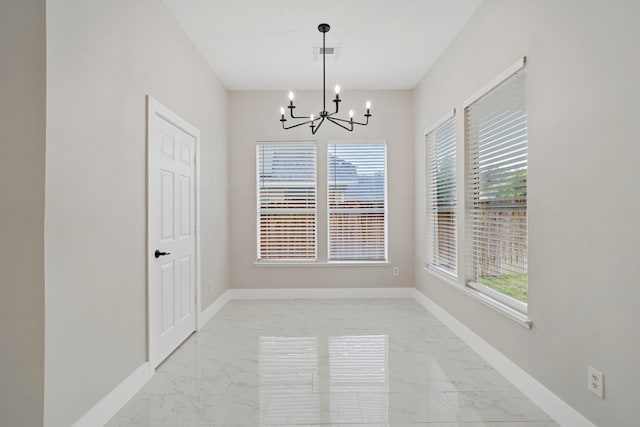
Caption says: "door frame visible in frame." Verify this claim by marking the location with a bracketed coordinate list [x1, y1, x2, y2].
[146, 95, 202, 368]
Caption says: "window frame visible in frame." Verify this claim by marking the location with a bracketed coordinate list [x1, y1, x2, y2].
[256, 140, 318, 262]
[464, 57, 528, 314]
[424, 110, 457, 279]
[326, 140, 388, 263]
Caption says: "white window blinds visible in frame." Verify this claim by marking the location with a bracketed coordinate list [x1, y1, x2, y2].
[328, 143, 387, 261]
[426, 115, 457, 276]
[466, 66, 528, 306]
[257, 143, 317, 260]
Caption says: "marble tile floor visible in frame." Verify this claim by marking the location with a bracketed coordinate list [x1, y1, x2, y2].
[105, 299, 557, 427]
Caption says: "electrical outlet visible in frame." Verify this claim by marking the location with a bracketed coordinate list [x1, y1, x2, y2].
[393, 267, 400, 276]
[587, 366, 604, 398]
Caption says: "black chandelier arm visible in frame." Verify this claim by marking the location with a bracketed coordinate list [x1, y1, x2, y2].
[353, 114, 371, 126]
[327, 117, 353, 132]
[328, 116, 351, 123]
[351, 119, 369, 126]
[328, 115, 370, 126]
[282, 118, 317, 130]
[311, 117, 326, 134]
[288, 105, 312, 120]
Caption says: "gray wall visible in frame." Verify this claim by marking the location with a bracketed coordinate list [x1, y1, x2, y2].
[229, 91, 414, 289]
[413, 1, 640, 426]
[0, 1, 46, 426]
[44, 1, 229, 426]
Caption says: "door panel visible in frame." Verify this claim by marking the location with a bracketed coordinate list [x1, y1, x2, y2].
[149, 101, 197, 368]
[179, 255, 191, 320]
[179, 175, 191, 237]
[161, 261, 175, 334]
[160, 170, 175, 241]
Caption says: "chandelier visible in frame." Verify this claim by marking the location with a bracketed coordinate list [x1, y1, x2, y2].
[279, 23, 371, 134]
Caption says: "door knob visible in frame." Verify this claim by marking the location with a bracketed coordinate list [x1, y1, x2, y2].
[154, 250, 171, 258]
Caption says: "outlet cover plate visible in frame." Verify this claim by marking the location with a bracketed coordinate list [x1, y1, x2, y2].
[588, 366, 604, 398]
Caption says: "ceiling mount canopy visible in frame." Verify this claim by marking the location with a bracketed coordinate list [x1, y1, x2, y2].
[318, 22, 330, 33]
[280, 23, 371, 134]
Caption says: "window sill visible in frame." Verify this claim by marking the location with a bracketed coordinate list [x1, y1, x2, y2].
[462, 286, 532, 329]
[425, 265, 458, 283]
[254, 261, 390, 268]
[424, 265, 532, 329]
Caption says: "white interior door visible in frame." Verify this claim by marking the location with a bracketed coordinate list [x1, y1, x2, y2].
[148, 97, 199, 369]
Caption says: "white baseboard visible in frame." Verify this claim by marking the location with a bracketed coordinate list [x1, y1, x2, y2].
[229, 287, 414, 300]
[71, 362, 153, 427]
[412, 289, 596, 427]
[198, 289, 232, 330]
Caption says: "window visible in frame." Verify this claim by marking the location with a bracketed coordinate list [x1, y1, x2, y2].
[256, 142, 317, 260]
[466, 65, 527, 310]
[426, 113, 457, 276]
[328, 142, 387, 261]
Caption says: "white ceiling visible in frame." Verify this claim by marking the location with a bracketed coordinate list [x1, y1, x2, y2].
[162, 0, 484, 91]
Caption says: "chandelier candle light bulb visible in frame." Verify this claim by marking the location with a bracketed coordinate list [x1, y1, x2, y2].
[279, 23, 372, 134]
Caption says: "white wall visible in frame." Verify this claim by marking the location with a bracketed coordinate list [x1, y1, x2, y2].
[229, 91, 414, 289]
[0, 1, 46, 426]
[413, 1, 640, 426]
[44, 1, 229, 426]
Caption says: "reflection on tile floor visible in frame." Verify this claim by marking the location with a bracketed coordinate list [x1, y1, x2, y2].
[105, 299, 557, 427]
